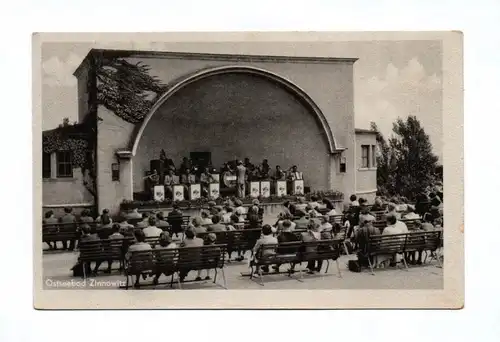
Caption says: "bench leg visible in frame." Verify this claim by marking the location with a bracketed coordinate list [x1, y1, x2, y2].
[170, 274, 174, 288]
[83, 262, 87, 280]
[125, 273, 129, 290]
[221, 268, 227, 289]
[213, 268, 218, 284]
[401, 255, 409, 271]
[325, 260, 330, 274]
[335, 259, 342, 278]
[434, 250, 443, 268]
[368, 257, 375, 275]
[258, 267, 264, 286]
[176, 272, 182, 289]
[343, 242, 350, 255]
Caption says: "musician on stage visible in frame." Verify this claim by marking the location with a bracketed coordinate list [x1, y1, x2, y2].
[200, 167, 216, 197]
[273, 165, 286, 180]
[236, 160, 247, 198]
[181, 166, 197, 197]
[259, 159, 271, 179]
[287, 165, 303, 181]
[163, 169, 179, 198]
[179, 157, 192, 175]
[244, 157, 254, 170]
[145, 169, 160, 196]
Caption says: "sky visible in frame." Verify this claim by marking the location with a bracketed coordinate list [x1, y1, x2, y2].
[41, 40, 443, 159]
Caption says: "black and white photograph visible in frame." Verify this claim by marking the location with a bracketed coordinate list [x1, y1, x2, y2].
[33, 32, 463, 309]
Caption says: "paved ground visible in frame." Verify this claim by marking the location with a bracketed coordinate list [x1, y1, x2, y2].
[42, 249, 443, 290]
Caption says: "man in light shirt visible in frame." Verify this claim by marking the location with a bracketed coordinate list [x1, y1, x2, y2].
[236, 160, 247, 198]
[142, 216, 163, 238]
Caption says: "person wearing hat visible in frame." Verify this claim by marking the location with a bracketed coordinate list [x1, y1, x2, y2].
[236, 160, 247, 198]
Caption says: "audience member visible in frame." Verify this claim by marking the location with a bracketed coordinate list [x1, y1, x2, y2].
[323, 199, 338, 216]
[222, 206, 234, 224]
[301, 220, 324, 274]
[293, 210, 310, 230]
[178, 229, 204, 281]
[353, 220, 380, 267]
[109, 223, 124, 239]
[358, 206, 375, 227]
[152, 232, 178, 285]
[126, 208, 142, 220]
[252, 225, 278, 274]
[349, 194, 360, 207]
[207, 215, 226, 232]
[200, 210, 213, 225]
[370, 197, 385, 212]
[143, 216, 163, 238]
[167, 204, 184, 237]
[295, 197, 308, 211]
[43, 211, 58, 249]
[319, 215, 333, 233]
[59, 207, 77, 250]
[136, 212, 150, 229]
[96, 209, 112, 224]
[156, 212, 170, 230]
[403, 205, 420, 220]
[273, 220, 301, 273]
[386, 203, 401, 220]
[125, 229, 153, 288]
[247, 205, 261, 228]
[190, 216, 207, 235]
[79, 209, 94, 223]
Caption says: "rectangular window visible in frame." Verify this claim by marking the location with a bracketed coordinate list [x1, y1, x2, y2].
[372, 145, 377, 168]
[57, 151, 73, 178]
[361, 145, 370, 168]
[43, 152, 51, 178]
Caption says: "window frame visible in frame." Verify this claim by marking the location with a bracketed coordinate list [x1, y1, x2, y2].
[56, 151, 73, 178]
[371, 144, 377, 168]
[42, 152, 52, 179]
[361, 145, 370, 168]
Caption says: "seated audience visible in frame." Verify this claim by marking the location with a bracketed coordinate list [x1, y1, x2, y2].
[79, 209, 95, 224]
[74, 224, 100, 275]
[403, 205, 420, 220]
[252, 224, 278, 274]
[196, 233, 220, 281]
[323, 199, 338, 216]
[126, 208, 142, 220]
[43, 210, 58, 249]
[421, 213, 436, 231]
[125, 229, 153, 288]
[143, 216, 163, 238]
[301, 220, 324, 274]
[59, 207, 77, 250]
[247, 205, 261, 228]
[156, 212, 170, 230]
[178, 229, 204, 281]
[220, 206, 233, 224]
[386, 203, 401, 220]
[200, 210, 213, 226]
[353, 220, 380, 268]
[152, 232, 178, 285]
[234, 199, 246, 216]
[273, 220, 301, 273]
[96, 209, 112, 224]
[97, 214, 113, 239]
[282, 200, 292, 217]
[207, 201, 218, 216]
[136, 212, 150, 229]
[308, 195, 320, 211]
[190, 216, 207, 235]
[378, 214, 406, 268]
[293, 210, 310, 230]
[109, 223, 124, 240]
[207, 215, 226, 232]
[319, 215, 333, 233]
[227, 214, 243, 231]
[295, 197, 308, 211]
[370, 197, 385, 212]
[358, 206, 376, 227]
[349, 194, 360, 207]
[118, 217, 134, 231]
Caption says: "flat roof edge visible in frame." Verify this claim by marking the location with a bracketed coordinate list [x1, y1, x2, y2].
[73, 48, 358, 76]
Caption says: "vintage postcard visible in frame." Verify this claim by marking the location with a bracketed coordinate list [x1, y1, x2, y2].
[33, 31, 463, 309]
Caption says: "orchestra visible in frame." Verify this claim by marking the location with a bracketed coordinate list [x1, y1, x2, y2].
[145, 153, 306, 200]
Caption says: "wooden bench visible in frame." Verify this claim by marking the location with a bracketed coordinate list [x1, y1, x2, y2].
[165, 215, 191, 236]
[124, 244, 228, 289]
[42, 222, 98, 250]
[371, 211, 386, 221]
[196, 228, 262, 261]
[78, 237, 134, 278]
[247, 239, 343, 285]
[366, 230, 443, 274]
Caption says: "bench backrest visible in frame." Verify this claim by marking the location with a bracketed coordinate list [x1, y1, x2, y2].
[371, 211, 386, 221]
[401, 219, 422, 231]
[255, 239, 343, 261]
[127, 244, 227, 273]
[328, 214, 344, 224]
[367, 233, 408, 255]
[78, 237, 134, 262]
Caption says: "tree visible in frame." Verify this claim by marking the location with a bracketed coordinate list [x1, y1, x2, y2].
[370, 122, 391, 194]
[95, 56, 167, 124]
[386, 116, 440, 199]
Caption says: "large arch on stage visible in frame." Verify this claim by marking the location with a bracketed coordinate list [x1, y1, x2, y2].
[129, 65, 339, 193]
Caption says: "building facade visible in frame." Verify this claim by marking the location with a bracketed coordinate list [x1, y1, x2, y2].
[43, 49, 377, 214]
